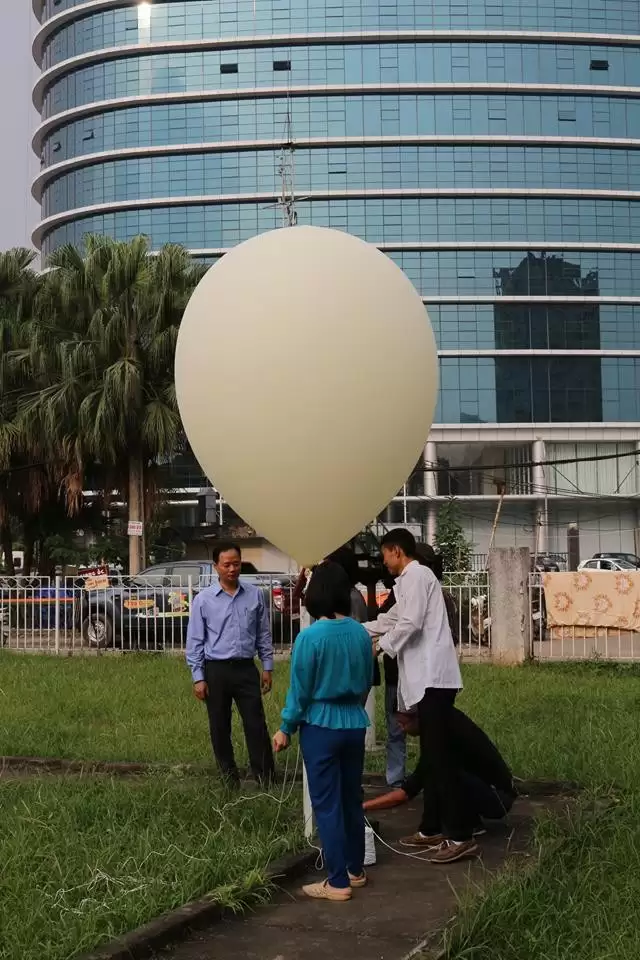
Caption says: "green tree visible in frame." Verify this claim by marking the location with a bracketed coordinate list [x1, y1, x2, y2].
[435, 498, 473, 572]
[0, 248, 44, 573]
[24, 235, 206, 574]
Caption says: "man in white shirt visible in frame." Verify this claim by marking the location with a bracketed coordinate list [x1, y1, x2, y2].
[364, 528, 479, 864]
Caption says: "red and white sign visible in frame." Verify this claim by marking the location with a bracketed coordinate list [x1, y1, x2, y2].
[127, 521, 144, 537]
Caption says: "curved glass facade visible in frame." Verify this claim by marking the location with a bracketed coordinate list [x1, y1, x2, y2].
[33, 0, 640, 425]
[39, 95, 640, 166]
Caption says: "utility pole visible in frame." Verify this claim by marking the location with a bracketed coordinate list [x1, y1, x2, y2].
[567, 524, 580, 571]
[488, 482, 507, 552]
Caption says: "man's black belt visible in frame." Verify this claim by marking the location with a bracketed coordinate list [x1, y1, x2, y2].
[206, 657, 254, 664]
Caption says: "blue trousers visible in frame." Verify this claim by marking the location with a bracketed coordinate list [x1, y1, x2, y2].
[300, 724, 366, 889]
[385, 684, 407, 787]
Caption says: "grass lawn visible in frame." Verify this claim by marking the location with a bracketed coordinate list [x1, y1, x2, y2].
[443, 660, 640, 960]
[2, 653, 640, 787]
[0, 773, 303, 960]
[3, 653, 640, 960]
[0, 652, 289, 767]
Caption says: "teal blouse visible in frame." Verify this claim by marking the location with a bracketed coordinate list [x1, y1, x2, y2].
[280, 617, 374, 736]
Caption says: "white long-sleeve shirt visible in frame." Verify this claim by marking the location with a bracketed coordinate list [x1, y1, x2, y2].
[364, 560, 462, 709]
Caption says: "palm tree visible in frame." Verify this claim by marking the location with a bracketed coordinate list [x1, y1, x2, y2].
[0, 249, 41, 573]
[25, 235, 205, 574]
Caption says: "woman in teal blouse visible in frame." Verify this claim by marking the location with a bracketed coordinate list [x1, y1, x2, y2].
[273, 561, 374, 902]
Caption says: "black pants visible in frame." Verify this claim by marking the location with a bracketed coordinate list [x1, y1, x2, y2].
[204, 659, 275, 784]
[418, 688, 476, 842]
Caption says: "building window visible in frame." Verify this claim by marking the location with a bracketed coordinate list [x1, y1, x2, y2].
[273, 60, 292, 72]
[220, 63, 238, 74]
[590, 59, 609, 71]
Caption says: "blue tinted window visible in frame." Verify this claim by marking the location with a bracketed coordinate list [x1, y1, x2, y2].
[429, 304, 640, 351]
[39, 43, 640, 115]
[435, 357, 640, 423]
[39, 0, 640, 37]
[39, 146, 640, 216]
[40, 198, 640, 250]
[40, 95, 640, 163]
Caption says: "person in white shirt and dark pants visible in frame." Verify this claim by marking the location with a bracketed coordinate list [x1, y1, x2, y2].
[364, 528, 479, 864]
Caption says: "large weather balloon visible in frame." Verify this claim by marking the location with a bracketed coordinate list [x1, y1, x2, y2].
[175, 226, 438, 566]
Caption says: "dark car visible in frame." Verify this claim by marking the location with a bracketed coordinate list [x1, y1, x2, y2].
[531, 555, 561, 573]
[79, 561, 300, 650]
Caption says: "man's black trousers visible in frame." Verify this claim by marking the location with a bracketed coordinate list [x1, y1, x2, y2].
[417, 688, 476, 842]
[204, 659, 275, 784]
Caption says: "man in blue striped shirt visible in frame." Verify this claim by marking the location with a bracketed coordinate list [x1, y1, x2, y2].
[186, 541, 275, 786]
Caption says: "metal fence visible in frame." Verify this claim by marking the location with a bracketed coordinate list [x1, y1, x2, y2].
[528, 573, 640, 661]
[443, 572, 491, 655]
[0, 574, 301, 654]
[0, 572, 488, 656]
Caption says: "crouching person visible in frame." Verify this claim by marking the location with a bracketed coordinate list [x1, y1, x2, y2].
[364, 709, 517, 833]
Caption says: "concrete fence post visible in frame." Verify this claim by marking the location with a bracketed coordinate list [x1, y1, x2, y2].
[488, 547, 530, 664]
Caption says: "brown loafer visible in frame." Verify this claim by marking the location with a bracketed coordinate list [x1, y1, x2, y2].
[399, 832, 446, 849]
[428, 839, 480, 864]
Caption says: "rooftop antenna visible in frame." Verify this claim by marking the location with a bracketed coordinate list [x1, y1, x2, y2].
[276, 98, 299, 227]
[263, 90, 309, 226]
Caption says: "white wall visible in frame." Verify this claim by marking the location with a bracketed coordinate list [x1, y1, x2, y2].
[459, 502, 537, 554]
[547, 503, 639, 560]
[242, 542, 298, 573]
[459, 500, 639, 560]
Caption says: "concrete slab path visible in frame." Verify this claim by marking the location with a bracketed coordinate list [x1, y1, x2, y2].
[155, 784, 567, 960]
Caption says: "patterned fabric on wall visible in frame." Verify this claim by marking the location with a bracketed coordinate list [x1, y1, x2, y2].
[543, 571, 640, 632]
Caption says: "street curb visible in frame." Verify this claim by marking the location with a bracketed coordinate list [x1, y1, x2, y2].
[0, 758, 581, 799]
[0, 756, 158, 775]
[0, 758, 388, 782]
[73, 848, 317, 960]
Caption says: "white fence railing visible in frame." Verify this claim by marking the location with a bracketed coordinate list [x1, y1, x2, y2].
[443, 572, 491, 654]
[0, 574, 301, 654]
[0, 572, 488, 656]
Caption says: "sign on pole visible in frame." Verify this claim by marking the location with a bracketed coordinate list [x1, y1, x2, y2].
[127, 521, 144, 537]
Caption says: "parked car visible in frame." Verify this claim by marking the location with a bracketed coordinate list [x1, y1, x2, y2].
[531, 555, 561, 573]
[592, 552, 640, 569]
[578, 557, 638, 572]
[79, 560, 301, 649]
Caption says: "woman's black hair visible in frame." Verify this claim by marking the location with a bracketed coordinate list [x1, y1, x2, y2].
[304, 561, 352, 620]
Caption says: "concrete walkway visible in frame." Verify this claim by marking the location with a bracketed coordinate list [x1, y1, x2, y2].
[156, 784, 567, 960]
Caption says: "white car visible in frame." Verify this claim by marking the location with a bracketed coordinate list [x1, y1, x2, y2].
[578, 558, 638, 572]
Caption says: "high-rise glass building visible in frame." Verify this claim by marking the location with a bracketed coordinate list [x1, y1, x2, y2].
[32, 1, 640, 560]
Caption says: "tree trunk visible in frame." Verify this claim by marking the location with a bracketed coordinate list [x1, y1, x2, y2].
[0, 521, 14, 575]
[38, 540, 55, 580]
[128, 453, 144, 575]
[23, 533, 35, 576]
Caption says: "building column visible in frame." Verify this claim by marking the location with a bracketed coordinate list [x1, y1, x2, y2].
[635, 444, 640, 557]
[532, 438, 547, 555]
[424, 440, 437, 545]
